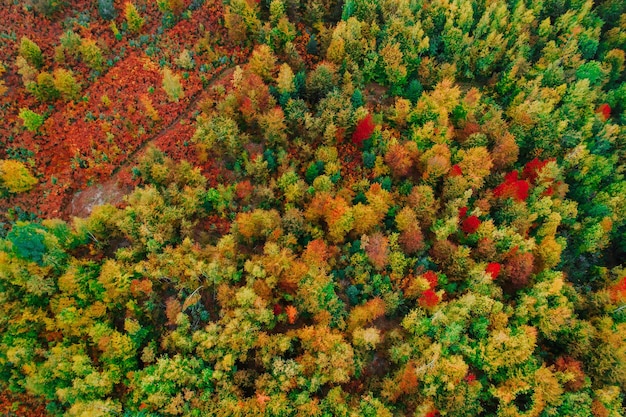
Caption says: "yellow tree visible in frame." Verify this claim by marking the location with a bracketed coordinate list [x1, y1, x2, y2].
[248, 44, 276, 82]
[0, 160, 38, 194]
[125, 2, 145, 33]
[18, 37, 43, 69]
[53, 68, 81, 101]
[162, 67, 184, 102]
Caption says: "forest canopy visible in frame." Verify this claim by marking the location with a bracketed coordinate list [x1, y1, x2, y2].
[0, 0, 625, 416]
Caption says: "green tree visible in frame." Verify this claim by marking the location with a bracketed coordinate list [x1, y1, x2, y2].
[60, 30, 82, 60]
[79, 38, 104, 71]
[19, 37, 43, 69]
[27, 71, 60, 102]
[162, 67, 184, 102]
[98, 0, 117, 20]
[5, 222, 46, 263]
[53, 68, 81, 101]
[18, 108, 45, 132]
[124, 2, 145, 33]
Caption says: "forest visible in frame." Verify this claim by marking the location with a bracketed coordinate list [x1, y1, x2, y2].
[0, 0, 625, 415]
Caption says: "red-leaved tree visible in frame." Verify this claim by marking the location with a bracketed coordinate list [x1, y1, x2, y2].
[352, 113, 375, 146]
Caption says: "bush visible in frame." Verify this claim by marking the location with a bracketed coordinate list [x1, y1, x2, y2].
[19, 37, 43, 69]
[18, 108, 45, 132]
[0, 160, 38, 194]
[98, 0, 117, 20]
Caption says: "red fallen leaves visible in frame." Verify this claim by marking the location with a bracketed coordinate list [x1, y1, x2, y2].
[352, 113, 375, 146]
[486, 262, 501, 279]
[449, 164, 463, 177]
[494, 171, 530, 202]
[461, 215, 481, 234]
[465, 373, 477, 383]
[596, 103, 611, 121]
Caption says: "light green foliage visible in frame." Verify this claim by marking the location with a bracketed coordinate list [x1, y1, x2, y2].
[1, 0, 626, 415]
[60, 30, 82, 59]
[175, 49, 194, 70]
[124, 1, 145, 33]
[53, 68, 81, 101]
[18, 108, 44, 132]
[18, 36, 43, 68]
[26, 71, 60, 102]
[79, 38, 104, 71]
[161, 66, 184, 102]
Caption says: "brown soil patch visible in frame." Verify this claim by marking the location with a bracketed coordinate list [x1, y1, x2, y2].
[68, 179, 129, 218]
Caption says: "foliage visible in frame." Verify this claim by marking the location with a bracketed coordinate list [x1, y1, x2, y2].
[19, 37, 43, 69]
[0, 0, 625, 414]
[97, 0, 117, 20]
[162, 67, 185, 102]
[18, 108, 45, 132]
[0, 160, 38, 194]
[124, 2, 145, 33]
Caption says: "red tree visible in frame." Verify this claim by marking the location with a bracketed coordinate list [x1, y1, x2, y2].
[461, 215, 481, 234]
[596, 103, 611, 121]
[352, 114, 375, 146]
[419, 289, 440, 308]
[449, 164, 463, 177]
[486, 262, 501, 279]
[422, 271, 438, 289]
[522, 158, 553, 184]
[494, 171, 530, 202]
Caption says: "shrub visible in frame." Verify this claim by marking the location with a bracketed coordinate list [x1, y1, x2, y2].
[18, 108, 45, 132]
[0, 160, 38, 194]
[98, 0, 117, 20]
[19, 37, 43, 68]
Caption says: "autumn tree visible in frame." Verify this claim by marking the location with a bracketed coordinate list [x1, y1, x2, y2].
[18, 108, 45, 132]
[306, 61, 338, 102]
[0, 63, 6, 96]
[162, 67, 184, 102]
[124, 2, 145, 33]
[352, 113, 375, 146]
[175, 49, 194, 70]
[26, 71, 60, 102]
[79, 38, 104, 71]
[224, 0, 261, 44]
[98, 0, 117, 20]
[248, 44, 276, 82]
[19, 37, 43, 69]
[0, 160, 38, 194]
